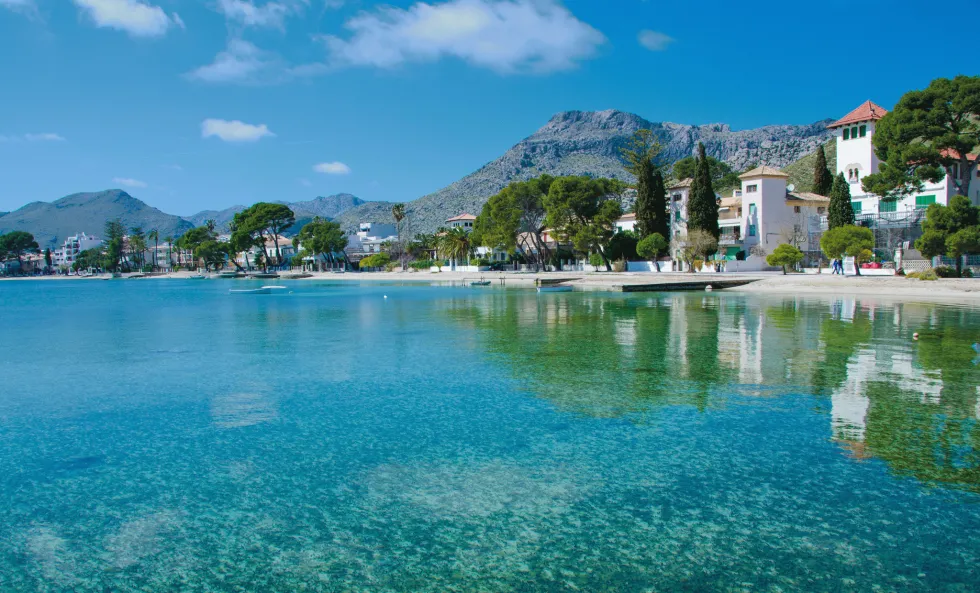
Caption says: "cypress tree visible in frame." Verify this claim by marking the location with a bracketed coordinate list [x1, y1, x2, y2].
[686, 142, 720, 240]
[827, 172, 855, 229]
[635, 161, 669, 239]
[813, 144, 833, 196]
[650, 170, 669, 239]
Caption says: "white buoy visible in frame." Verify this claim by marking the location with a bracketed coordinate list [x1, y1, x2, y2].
[384, 295, 388, 299]
[705, 285, 713, 292]
[913, 332, 919, 340]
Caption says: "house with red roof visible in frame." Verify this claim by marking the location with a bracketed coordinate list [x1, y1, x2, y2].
[829, 100, 979, 215]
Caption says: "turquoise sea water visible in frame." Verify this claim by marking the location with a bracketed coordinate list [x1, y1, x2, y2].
[2, 280, 980, 592]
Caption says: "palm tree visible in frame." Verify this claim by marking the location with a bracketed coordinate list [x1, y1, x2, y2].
[391, 203, 406, 268]
[164, 235, 174, 270]
[148, 229, 159, 271]
[438, 227, 472, 270]
[205, 219, 217, 235]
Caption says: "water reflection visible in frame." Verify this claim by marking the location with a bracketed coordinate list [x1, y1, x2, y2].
[448, 293, 980, 492]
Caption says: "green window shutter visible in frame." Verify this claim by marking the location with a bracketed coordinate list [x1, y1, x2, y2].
[851, 201, 862, 213]
[879, 200, 897, 213]
[843, 128, 850, 140]
[859, 125, 867, 137]
[915, 195, 936, 209]
[852, 127, 858, 139]
[748, 224, 757, 237]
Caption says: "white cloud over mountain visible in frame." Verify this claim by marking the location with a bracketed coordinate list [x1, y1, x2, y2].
[201, 119, 275, 142]
[320, 0, 605, 74]
[313, 162, 351, 175]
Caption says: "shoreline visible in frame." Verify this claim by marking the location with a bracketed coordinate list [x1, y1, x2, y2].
[5, 270, 980, 304]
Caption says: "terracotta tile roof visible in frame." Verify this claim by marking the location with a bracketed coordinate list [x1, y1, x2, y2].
[718, 196, 741, 208]
[618, 213, 636, 221]
[828, 100, 888, 129]
[668, 177, 693, 189]
[739, 165, 789, 179]
[939, 148, 979, 161]
[446, 213, 476, 222]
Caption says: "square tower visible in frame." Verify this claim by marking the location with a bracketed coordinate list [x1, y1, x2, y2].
[828, 100, 888, 209]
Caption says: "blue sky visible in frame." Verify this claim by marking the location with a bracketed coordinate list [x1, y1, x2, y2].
[0, 0, 971, 215]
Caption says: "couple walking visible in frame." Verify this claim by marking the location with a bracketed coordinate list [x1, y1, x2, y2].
[831, 258, 845, 275]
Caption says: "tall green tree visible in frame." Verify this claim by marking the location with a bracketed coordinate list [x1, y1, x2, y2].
[862, 76, 980, 199]
[543, 176, 624, 271]
[0, 231, 40, 265]
[671, 154, 739, 189]
[474, 175, 555, 270]
[147, 229, 159, 270]
[43, 247, 52, 271]
[915, 196, 980, 276]
[820, 225, 874, 275]
[293, 217, 348, 270]
[129, 226, 147, 270]
[103, 219, 125, 272]
[438, 227, 472, 268]
[827, 173, 855, 229]
[766, 244, 805, 275]
[686, 143, 720, 241]
[231, 203, 296, 269]
[194, 240, 229, 272]
[813, 144, 833, 196]
[621, 130, 669, 240]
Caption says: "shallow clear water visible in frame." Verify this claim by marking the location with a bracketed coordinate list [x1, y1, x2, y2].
[2, 280, 980, 592]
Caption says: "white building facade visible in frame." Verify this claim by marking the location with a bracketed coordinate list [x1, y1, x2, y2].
[53, 233, 103, 268]
[829, 100, 980, 214]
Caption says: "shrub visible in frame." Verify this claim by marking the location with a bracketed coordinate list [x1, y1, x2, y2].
[589, 253, 605, 269]
[359, 253, 391, 269]
[612, 259, 627, 272]
[473, 258, 491, 267]
[765, 243, 804, 275]
[934, 266, 958, 278]
[692, 259, 704, 271]
[408, 259, 433, 270]
[963, 268, 974, 278]
[907, 269, 939, 281]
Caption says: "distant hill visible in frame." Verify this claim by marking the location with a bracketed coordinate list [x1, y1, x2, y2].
[0, 190, 194, 247]
[334, 109, 835, 233]
[184, 193, 368, 232]
[782, 140, 837, 194]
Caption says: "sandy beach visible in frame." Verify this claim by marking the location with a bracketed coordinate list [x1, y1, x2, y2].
[9, 269, 978, 304]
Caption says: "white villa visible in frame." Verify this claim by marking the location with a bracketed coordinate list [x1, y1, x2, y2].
[347, 222, 398, 255]
[829, 100, 980, 214]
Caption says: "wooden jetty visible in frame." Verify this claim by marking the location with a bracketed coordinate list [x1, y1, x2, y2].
[618, 279, 758, 293]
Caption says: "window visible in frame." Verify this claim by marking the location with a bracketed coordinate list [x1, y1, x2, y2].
[748, 204, 757, 217]
[843, 128, 850, 140]
[851, 201, 862, 213]
[950, 163, 959, 179]
[879, 200, 897, 213]
[748, 224, 757, 237]
[672, 193, 682, 201]
[859, 125, 867, 137]
[851, 126, 858, 139]
[794, 206, 801, 213]
[817, 207, 826, 214]
[674, 209, 681, 222]
[915, 195, 936, 209]
[746, 184, 758, 193]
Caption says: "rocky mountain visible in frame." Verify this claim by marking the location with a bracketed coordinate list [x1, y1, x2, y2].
[0, 190, 194, 248]
[184, 194, 366, 232]
[334, 109, 835, 233]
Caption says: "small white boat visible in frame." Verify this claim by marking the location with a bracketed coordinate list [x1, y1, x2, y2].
[230, 287, 272, 295]
[262, 285, 288, 290]
[537, 285, 573, 293]
[189, 274, 208, 280]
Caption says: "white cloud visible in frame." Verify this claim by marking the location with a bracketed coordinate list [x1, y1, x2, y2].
[0, 0, 34, 10]
[187, 39, 283, 84]
[113, 177, 148, 188]
[171, 12, 185, 29]
[201, 118, 275, 142]
[216, 0, 296, 29]
[313, 161, 350, 175]
[638, 29, 673, 51]
[72, 0, 179, 37]
[1, 132, 66, 142]
[320, 0, 605, 74]
[25, 133, 66, 142]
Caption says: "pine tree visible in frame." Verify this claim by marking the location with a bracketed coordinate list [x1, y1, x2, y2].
[827, 172, 855, 229]
[686, 143, 719, 240]
[813, 144, 833, 196]
[635, 162, 669, 239]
